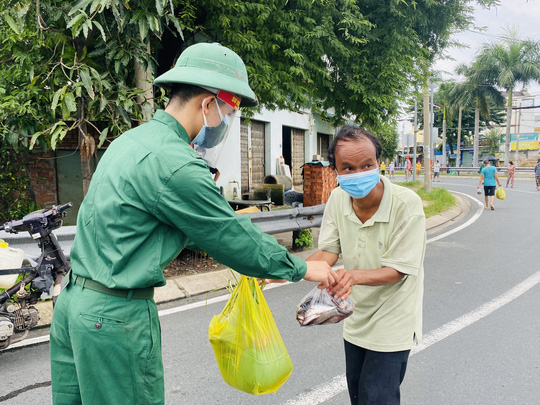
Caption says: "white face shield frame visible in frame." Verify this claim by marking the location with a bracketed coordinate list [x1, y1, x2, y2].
[192, 91, 240, 168]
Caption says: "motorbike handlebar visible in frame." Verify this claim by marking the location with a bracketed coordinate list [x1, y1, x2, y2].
[0, 202, 73, 234]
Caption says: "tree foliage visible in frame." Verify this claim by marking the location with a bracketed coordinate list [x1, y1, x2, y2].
[1, 0, 500, 160]
[472, 30, 540, 164]
[194, 0, 498, 131]
[0, 0, 183, 150]
[482, 127, 503, 156]
[0, 141, 34, 222]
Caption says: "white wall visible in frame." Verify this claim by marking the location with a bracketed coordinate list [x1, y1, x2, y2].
[215, 108, 337, 197]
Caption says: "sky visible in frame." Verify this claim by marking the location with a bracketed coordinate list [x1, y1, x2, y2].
[400, 0, 540, 137]
[434, 0, 540, 94]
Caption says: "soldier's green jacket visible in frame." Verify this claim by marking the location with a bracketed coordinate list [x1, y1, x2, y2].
[70, 110, 307, 288]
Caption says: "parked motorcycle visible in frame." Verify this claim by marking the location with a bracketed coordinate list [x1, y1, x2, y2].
[0, 203, 72, 350]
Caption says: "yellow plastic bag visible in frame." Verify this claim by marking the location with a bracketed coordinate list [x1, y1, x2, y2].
[495, 186, 506, 200]
[208, 275, 293, 395]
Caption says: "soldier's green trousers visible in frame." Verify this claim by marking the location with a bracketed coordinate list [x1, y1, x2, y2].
[50, 280, 164, 404]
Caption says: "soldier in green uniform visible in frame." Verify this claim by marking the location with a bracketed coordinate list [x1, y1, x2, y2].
[50, 42, 337, 404]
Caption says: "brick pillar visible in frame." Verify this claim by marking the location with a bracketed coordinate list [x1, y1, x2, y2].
[26, 152, 58, 208]
[302, 163, 337, 207]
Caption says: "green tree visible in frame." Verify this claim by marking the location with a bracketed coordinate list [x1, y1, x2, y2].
[433, 80, 459, 166]
[376, 122, 399, 163]
[199, 0, 498, 131]
[453, 63, 505, 165]
[482, 127, 504, 157]
[473, 30, 540, 165]
[1, 0, 500, 195]
[0, 0, 183, 194]
[0, 140, 34, 222]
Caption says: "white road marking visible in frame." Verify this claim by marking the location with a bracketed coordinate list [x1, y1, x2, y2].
[282, 271, 540, 405]
[4, 281, 294, 350]
[4, 191, 537, 402]
[412, 270, 540, 355]
[3, 191, 483, 351]
[7, 334, 50, 350]
[427, 191, 484, 244]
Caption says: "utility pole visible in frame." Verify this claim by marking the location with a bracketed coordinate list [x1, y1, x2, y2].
[456, 107, 462, 167]
[403, 122, 409, 183]
[413, 99, 418, 182]
[504, 91, 513, 167]
[423, 80, 432, 192]
[442, 107, 447, 170]
[515, 100, 521, 167]
[473, 108, 480, 166]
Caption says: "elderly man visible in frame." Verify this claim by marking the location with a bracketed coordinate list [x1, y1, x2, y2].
[310, 125, 426, 405]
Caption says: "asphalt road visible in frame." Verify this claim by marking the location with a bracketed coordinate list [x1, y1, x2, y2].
[1, 175, 539, 404]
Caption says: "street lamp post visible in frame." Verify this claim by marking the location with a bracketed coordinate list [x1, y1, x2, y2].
[423, 80, 432, 193]
[413, 99, 418, 182]
[514, 100, 521, 167]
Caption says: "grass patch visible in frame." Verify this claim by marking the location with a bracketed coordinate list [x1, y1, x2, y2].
[396, 181, 456, 218]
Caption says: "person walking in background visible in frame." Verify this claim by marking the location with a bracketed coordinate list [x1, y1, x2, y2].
[389, 161, 395, 179]
[416, 161, 421, 177]
[477, 158, 502, 210]
[535, 159, 540, 191]
[406, 157, 412, 177]
[380, 161, 386, 176]
[506, 161, 515, 188]
[433, 160, 441, 182]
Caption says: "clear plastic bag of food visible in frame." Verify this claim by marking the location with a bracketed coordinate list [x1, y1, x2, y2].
[296, 287, 354, 327]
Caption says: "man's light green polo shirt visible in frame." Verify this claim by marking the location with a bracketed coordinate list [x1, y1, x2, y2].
[70, 110, 307, 289]
[319, 175, 426, 352]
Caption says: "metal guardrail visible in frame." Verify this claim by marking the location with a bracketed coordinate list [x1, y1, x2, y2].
[2, 204, 326, 255]
[242, 204, 325, 234]
[445, 167, 534, 175]
[394, 167, 535, 175]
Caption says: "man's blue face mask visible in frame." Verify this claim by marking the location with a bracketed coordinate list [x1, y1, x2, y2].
[336, 167, 380, 199]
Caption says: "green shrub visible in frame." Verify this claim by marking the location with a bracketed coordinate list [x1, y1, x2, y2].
[396, 181, 456, 218]
[294, 229, 314, 250]
[0, 142, 35, 223]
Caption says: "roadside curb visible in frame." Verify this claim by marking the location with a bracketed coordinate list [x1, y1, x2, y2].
[33, 194, 467, 328]
[425, 192, 468, 233]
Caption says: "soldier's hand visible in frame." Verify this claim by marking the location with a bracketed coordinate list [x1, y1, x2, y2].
[303, 261, 336, 289]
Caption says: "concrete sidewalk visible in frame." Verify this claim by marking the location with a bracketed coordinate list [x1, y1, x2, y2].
[31, 192, 469, 328]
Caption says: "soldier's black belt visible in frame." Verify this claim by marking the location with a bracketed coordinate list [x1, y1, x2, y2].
[70, 272, 154, 300]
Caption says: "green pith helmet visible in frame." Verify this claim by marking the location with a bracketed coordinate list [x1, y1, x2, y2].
[154, 42, 258, 107]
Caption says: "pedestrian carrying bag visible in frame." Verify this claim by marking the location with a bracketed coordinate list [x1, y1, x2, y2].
[495, 186, 506, 200]
[208, 275, 293, 395]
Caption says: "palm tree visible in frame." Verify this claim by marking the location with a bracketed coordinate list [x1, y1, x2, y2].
[434, 81, 457, 168]
[447, 85, 467, 167]
[473, 31, 540, 166]
[453, 63, 505, 166]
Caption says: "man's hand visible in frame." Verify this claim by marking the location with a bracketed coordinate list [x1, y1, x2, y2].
[303, 261, 336, 289]
[327, 268, 353, 300]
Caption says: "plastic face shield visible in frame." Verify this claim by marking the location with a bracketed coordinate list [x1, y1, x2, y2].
[192, 90, 240, 168]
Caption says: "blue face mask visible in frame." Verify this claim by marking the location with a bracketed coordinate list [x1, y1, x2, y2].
[337, 168, 380, 199]
[192, 117, 228, 149]
[192, 100, 228, 149]
[192, 97, 237, 167]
